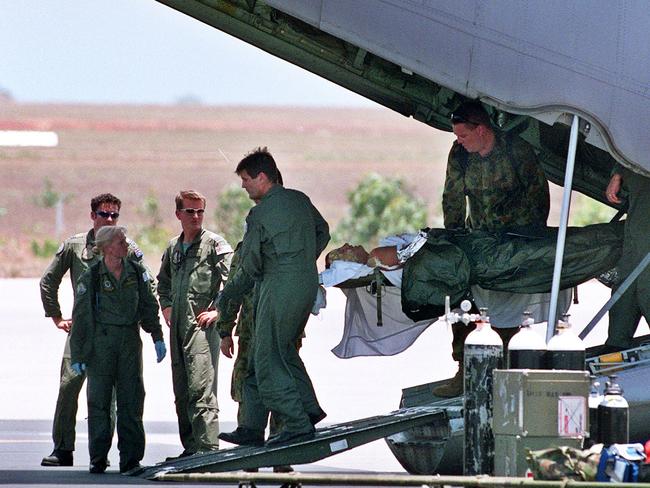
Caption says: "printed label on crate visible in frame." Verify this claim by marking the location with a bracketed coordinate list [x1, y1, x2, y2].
[557, 395, 587, 437]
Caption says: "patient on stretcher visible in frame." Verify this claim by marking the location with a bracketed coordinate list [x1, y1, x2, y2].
[321, 233, 428, 288]
[321, 222, 623, 329]
[325, 243, 400, 269]
[321, 222, 624, 358]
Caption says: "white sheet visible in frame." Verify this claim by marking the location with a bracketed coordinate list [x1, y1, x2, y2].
[325, 265, 572, 358]
[331, 286, 436, 358]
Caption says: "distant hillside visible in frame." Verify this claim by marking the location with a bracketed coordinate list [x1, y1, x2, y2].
[0, 103, 454, 277]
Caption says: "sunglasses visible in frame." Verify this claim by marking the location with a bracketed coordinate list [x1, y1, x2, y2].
[96, 211, 120, 219]
[450, 113, 479, 126]
[179, 208, 205, 215]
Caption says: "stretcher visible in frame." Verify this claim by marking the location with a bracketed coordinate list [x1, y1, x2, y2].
[322, 223, 624, 358]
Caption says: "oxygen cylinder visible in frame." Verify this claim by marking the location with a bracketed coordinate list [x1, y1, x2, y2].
[597, 375, 629, 446]
[587, 378, 603, 447]
[507, 311, 547, 369]
[547, 313, 586, 370]
[464, 308, 504, 475]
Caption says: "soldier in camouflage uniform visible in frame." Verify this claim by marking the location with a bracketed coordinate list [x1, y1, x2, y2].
[442, 103, 549, 232]
[435, 101, 550, 397]
[40, 193, 144, 467]
[216, 148, 329, 448]
[214, 243, 256, 423]
[604, 165, 650, 350]
[157, 190, 233, 457]
[69, 225, 166, 474]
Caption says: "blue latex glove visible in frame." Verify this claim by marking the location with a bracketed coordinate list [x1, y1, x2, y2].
[154, 340, 166, 363]
[71, 362, 86, 376]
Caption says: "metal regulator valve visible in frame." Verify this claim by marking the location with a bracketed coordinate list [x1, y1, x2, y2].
[439, 296, 479, 325]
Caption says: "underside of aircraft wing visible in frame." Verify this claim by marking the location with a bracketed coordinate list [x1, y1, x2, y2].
[155, 0, 650, 205]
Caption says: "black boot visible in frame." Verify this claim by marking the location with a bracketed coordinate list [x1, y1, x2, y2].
[165, 449, 195, 462]
[265, 429, 314, 446]
[41, 449, 73, 467]
[89, 459, 107, 474]
[218, 427, 264, 447]
[120, 461, 143, 475]
[309, 409, 327, 427]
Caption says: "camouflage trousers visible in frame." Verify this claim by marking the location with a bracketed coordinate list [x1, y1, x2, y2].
[233, 335, 303, 434]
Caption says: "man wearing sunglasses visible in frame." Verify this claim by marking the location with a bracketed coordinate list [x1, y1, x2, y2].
[157, 190, 233, 458]
[435, 100, 550, 397]
[39, 193, 145, 467]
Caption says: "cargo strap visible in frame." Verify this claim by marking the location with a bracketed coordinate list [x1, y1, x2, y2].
[367, 268, 384, 327]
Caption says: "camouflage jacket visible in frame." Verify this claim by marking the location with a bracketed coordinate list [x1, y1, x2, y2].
[526, 446, 599, 481]
[442, 134, 550, 232]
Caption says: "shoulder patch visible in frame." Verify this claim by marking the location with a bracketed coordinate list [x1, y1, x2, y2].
[215, 241, 233, 255]
[76, 282, 87, 295]
[127, 238, 144, 259]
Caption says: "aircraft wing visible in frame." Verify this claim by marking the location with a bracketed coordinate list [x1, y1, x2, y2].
[155, 0, 650, 204]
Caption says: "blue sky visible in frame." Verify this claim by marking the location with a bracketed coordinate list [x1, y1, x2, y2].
[0, 0, 374, 106]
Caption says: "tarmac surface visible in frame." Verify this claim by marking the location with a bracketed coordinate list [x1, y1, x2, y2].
[1, 277, 637, 487]
[1, 278, 453, 486]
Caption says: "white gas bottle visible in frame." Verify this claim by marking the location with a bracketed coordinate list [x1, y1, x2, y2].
[547, 313, 586, 370]
[507, 311, 547, 369]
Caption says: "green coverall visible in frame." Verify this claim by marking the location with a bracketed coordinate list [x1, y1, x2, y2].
[606, 166, 650, 349]
[157, 229, 233, 453]
[39, 230, 143, 453]
[216, 244, 302, 433]
[218, 185, 329, 435]
[69, 258, 163, 472]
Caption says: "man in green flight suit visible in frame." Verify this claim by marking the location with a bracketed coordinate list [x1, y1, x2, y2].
[209, 240, 304, 456]
[435, 101, 550, 397]
[39, 193, 144, 467]
[604, 165, 650, 350]
[157, 190, 233, 457]
[205, 170, 286, 435]
[216, 147, 330, 447]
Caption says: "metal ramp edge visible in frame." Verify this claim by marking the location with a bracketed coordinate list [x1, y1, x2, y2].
[139, 404, 446, 479]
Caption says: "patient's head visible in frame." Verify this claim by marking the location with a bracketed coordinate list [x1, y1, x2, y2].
[325, 243, 370, 268]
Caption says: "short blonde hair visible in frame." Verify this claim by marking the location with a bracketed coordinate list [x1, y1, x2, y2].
[94, 225, 127, 254]
[175, 190, 206, 210]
